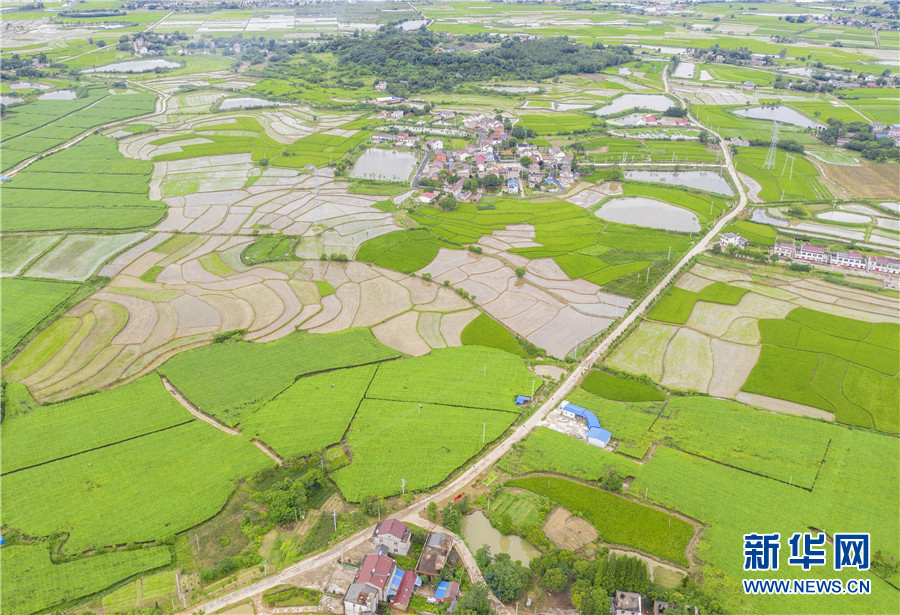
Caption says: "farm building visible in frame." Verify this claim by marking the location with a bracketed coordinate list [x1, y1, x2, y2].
[613, 590, 642, 615]
[830, 251, 866, 269]
[387, 568, 419, 610]
[515, 395, 531, 405]
[433, 581, 460, 603]
[795, 244, 829, 263]
[418, 192, 436, 204]
[559, 401, 612, 448]
[416, 532, 454, 578]
[372, 518, 412, 556]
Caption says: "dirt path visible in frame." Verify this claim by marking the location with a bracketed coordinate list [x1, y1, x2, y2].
[252, 439, 284, 465]
[160, 376, 240, 435]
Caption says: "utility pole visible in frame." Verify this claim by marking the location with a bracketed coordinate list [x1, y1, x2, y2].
[667, 246, 671, 261]
[333, 509, 337, 532]
[482, 422, 486, 444]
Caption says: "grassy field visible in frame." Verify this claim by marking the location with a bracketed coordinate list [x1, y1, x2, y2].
[582, 136, 718, 164]
[1, 278, 81, 363]
[1, 375, 189, 473]
[581, 370, 664, 402]
[517, 112, 596, 134]
[460, 313, 527, 357]
[647, 282, 747, 325]
[240, 365, 377, 459]
[733, 147, 831, 203]
[0, 234, 62, 276]
[506, 476, 693, 567]
[723, 220, 776, 246]
[158, 329, 400, 425]
[491, 489, 546, 528]
[507, 422, 900, 614]
[742, 308, 899, 434]
[332, 399, 517, 501]
[1, 90, 156, 172]
[1, 135, 165, 232]
[356, 228, 453, 272]
[242, 234, 301, 264]
[402, 198, 695, 298]
[2, 421, 273, 554]
[0, 543, 171, 615]
[365, 346, 534, 412]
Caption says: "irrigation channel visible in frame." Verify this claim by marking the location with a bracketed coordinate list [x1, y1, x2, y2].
[184, 66, 750, 615]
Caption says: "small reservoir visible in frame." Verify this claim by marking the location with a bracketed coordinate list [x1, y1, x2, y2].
[625, 170, 733, 196]
[350, 149, 418, 182]
[596, 197, 701, 232]
[84, 59, 180, 73]
[817, 211, 870, 224]
[220, 97, 281, 110]
[594, 94, 672, 116]
[460, 511, 540, 564]
[733, 106, 824, 129]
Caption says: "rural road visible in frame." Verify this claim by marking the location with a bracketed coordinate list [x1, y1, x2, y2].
[184, 67, 749, 614]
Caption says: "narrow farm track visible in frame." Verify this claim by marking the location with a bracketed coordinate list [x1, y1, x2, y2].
[160, 376, 240, 436]
[183, 69, 751, 615]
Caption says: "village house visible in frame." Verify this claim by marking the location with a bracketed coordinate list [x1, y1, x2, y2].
[743, 81, 755, 91]
[427, 139, 444, 151]
[344, 584, 379, 615]
[450, 178, 465, 198]
[719, 232, 749, 248]
[372, 519, 412, 556]
[868, 256, 900, 275]
[830, 251, 866, 269]
[374, 81, 388, 91]
[612, 590, 642, 615]
[430, 581, 460, 603]
[559, 401, 611, 448]
[416, 532, 454, 578]
[773, 242, 794, 258]
[418, 192, 436, 204]
[506, 178, 520, 194]
[795, 244, 829, 263]
[344, 553, 395, 615]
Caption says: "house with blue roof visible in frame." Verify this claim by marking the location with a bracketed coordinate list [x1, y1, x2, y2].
[559, 401, 612, 448]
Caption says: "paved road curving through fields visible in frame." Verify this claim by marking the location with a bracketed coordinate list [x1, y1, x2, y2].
[182, 68, 749, 615]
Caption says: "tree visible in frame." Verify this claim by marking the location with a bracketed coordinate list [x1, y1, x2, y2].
[475, 545, 492, 570]
[519, 156, 533, 167]
[457, 582, 492, 615]
[484, 553, 531, 601]
[482, 174, 501, 190]
[543, 567, 568, 592]
[463, 178, 479, 191]
[515, 267, 526, 279]
[439, 195, 458, 211]
[427, 501, 438, 521]
[512, 125, 527, 140]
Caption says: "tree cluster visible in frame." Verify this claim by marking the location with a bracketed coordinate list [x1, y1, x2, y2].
[818, 118, 899, 161]
[476, 546, 531, 602]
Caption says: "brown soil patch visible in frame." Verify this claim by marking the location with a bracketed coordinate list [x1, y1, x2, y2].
[823, 164, 900, 200]
[543, 507, 598, 550]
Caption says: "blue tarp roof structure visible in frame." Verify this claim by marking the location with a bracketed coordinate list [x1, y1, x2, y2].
[435, 582, 450, 600]
[587, 427, 612, 444]
[388, 568, 406, 597]
[515, 395, 531, 405]
[562, 401, 609, 440]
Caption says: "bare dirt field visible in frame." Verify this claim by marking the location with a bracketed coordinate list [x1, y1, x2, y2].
[823, 163, 900, 200]
[543, 507, 598, 550]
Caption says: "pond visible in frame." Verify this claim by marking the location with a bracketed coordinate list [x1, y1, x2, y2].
[876, 217, 900, 231]
[817, 211, 870, 224]
[83, 59, 180, 73]
[0, 95, 24, 105]
[625, 170, 733, 196]
[220, 97, 282, 110]
[350, 149, 418, 182]
[596, 197, 700, 232]
[672, 63, 695, 79]
[38, 90, 77, 101]
[750, 208, 789, 227]
[460, 511, 540, 564]
[484, 85, 539, 93]
[9, 82, 51, 90]
[594, 94, 673, 116]
[733, 106, 824, 129]
[400, 19, 427, 31]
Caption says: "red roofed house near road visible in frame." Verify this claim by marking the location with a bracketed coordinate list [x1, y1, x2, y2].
[356, 553, 396, 598]
[372, 518, 412, 556]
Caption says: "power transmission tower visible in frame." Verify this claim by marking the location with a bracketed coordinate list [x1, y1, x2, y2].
[763, 122, 780, 170]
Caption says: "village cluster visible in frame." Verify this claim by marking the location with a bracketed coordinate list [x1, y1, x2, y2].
[372, 110, 576, 200]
